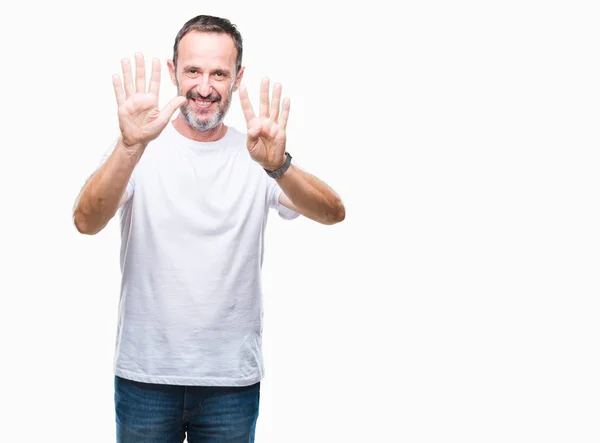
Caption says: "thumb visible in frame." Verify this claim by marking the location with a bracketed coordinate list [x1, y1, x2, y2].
[157, 96, 186, 126]
[247, 125, 261, 141]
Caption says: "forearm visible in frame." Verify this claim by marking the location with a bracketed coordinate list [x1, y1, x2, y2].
[73, 139, 144, 235]
[276, 164, 345, 225]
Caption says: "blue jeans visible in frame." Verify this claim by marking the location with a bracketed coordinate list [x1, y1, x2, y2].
[114, 376, 260, 442]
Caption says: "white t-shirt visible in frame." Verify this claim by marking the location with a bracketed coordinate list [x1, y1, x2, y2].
[100, 122, 299, 386]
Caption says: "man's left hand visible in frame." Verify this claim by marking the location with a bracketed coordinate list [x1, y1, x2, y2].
[239, 78, 290, 171]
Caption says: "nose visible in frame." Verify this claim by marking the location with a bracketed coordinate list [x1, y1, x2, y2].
[196, 74, 212, 98]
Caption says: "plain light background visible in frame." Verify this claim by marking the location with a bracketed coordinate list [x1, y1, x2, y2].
[0, 0, 599, 442]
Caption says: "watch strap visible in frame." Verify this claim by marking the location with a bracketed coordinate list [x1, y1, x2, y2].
[264, 152, 292, 178]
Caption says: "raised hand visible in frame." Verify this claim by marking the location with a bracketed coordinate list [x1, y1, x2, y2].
[113, 53, 186, 149]
[239, 78, 290, 171]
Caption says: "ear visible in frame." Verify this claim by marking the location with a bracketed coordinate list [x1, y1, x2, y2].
[233, 66, 245, 92]
[167, 59, 177, 87]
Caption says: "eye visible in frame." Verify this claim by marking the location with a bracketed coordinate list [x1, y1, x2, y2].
[185, 68, 200, 78]
[215, 71, 226, 78]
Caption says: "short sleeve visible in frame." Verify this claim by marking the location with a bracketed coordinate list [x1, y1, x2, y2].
[99, 138, 135, 203]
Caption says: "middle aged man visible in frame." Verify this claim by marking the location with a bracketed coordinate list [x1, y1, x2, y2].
[73, 14, 345, 442]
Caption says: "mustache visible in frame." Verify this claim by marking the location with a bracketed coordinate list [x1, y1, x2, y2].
[186, 90, 222, 102]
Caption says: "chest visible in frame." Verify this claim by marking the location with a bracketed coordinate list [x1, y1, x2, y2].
[131, 145, 268, 235]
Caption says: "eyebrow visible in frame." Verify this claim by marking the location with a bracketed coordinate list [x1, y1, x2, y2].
[182, 66, 231, 75]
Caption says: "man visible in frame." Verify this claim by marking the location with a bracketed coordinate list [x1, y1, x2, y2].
[73, 14, 344, 443]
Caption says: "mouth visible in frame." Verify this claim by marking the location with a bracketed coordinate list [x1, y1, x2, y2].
[192, 99, 216, 109]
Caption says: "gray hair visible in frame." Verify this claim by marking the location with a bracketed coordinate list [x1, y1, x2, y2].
[173, 15, 243, 73]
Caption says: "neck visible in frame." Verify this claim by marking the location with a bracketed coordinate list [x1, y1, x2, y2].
[172, 114, 228, 142]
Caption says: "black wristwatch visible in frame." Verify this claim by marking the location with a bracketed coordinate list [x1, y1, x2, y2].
[264, 152, 292, 178]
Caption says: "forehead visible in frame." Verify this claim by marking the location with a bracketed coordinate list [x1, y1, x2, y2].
[177, 31, 237, 69]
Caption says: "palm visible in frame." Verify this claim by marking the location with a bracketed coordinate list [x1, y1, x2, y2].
[113, 54, 185, 147]
[246, 116, 287, 168]
[239, 78, 290, 171]
[117, 94, 160, 145]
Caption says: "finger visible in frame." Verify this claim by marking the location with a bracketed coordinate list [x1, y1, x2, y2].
[148, 58, 161, 96]
[259, 77, 270, 118]
[279, 97, 291, 129]
[156, 95, 187, 127]
[135, 52, 146, 94]
[112, 74, 125, 107]
[247, 124, 261, 141]
[270, 83, 282, 122]
[121, 58, 134, 98]
[239, 84, 256, 123]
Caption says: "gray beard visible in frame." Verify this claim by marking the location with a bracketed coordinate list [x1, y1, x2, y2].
[180, 102, 228, 132]
[178, 82, 235, 132]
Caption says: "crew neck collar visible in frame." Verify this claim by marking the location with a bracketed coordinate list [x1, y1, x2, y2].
[167, 121, 232, 151]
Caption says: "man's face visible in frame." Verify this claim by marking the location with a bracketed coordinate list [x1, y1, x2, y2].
[168, 31, 244, 132]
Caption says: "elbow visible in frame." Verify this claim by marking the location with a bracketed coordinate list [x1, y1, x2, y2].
[73, 209, 101, 235]
[324, 201, 345, 225]
[335, 203, 346, 223]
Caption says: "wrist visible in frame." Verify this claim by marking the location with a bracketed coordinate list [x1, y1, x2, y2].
[264, 152, 292, 178]
[262, 156, 286, 171]
[117, 137, 147, 162]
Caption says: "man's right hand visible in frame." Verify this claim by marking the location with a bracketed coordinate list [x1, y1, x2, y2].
[113, 53, 186, 153]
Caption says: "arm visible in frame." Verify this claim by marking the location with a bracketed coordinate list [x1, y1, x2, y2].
[276, 164, 345, 225]
[73, 54, 185, 235]
[73, 139, 143, 235]
[238, 78, 345, 225]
